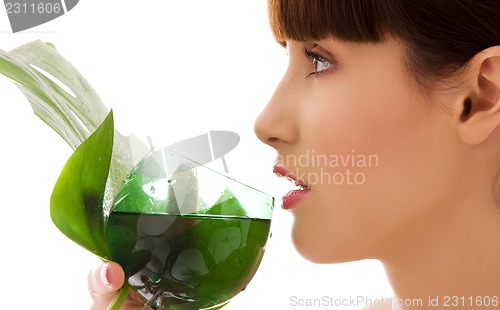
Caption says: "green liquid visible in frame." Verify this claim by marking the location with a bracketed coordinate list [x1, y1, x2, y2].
[107, 212, 271, 310]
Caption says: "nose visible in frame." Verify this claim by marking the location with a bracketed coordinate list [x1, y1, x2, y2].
[254, 72, 300, 149]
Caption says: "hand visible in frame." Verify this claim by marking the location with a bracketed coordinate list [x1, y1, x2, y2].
[88, 261, 150, 310]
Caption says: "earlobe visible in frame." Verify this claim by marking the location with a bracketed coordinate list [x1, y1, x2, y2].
[458, 48, 500, 145]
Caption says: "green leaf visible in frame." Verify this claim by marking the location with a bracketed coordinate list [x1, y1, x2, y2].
[10, 40, 108, 134]
[0, 40, 148, 216]
[50, 111, 114, 259]
[207, 188, 248, 217]
[0, 40, 106, 149]
[107, 284, 130, 310]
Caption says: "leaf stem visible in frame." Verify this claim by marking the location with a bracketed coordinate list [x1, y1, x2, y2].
[106, 284, 130, 310]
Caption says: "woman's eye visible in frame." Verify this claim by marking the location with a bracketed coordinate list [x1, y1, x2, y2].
[312, 56, 330, 73]
[303, 48, 331, 78]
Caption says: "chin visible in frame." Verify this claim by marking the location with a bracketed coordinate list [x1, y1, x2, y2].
[291, 223, 370, 264]
[291, 227, 351, 264]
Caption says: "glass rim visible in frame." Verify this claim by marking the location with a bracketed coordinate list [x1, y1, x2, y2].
[146, 145, 275, 202]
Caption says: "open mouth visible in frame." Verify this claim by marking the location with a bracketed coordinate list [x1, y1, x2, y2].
[273, 165, 311, 190]
[273, 165, 311, 210]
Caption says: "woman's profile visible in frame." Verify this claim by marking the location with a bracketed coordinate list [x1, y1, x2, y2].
[90, 1, 500, 309]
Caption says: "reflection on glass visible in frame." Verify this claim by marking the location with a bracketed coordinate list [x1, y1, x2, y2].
[107, 147, 274, 309]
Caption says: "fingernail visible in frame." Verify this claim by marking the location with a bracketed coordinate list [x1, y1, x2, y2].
[101, 263, 112, 288]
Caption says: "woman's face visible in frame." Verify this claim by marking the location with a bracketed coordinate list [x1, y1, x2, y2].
[254, 37, 467, 263]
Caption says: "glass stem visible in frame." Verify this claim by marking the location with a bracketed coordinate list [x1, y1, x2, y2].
[106, 283, 130, 310]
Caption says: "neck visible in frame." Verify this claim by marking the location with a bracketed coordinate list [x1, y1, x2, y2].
[380, 194, 500, 310]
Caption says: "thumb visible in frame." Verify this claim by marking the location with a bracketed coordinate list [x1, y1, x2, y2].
[88, 261, 125, 309]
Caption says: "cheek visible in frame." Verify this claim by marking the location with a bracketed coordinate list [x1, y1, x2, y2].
[304, 74, 419, 168]
[292, 84, 415, 261]
[293, 77, 459, 262]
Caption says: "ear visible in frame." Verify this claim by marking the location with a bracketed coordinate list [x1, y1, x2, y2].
[458, 46, 500, 145]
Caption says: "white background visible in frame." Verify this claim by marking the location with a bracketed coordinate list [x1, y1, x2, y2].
[0, 1, 392, 309]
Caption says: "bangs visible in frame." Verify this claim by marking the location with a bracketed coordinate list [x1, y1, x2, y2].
[268, 0, 390, 44]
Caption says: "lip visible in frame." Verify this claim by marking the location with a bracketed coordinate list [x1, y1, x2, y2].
[273, 165, 311, 210]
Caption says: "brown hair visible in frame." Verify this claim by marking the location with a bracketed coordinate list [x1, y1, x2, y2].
[268, 0, 500, 85]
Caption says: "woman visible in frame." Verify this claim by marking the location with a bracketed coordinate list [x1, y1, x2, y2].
[89, 1, 500, 309]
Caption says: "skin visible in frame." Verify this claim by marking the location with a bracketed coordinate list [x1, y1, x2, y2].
[88, 262, 149, 310]
[89, 35, 500, 310]
[254, 37, 500, 309]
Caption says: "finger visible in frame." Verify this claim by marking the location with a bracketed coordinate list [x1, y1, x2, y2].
[88, 261, 125, 308]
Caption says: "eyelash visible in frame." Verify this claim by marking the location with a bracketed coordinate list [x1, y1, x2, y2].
[302, 48, 332, 78]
